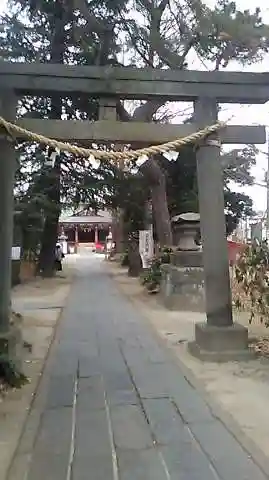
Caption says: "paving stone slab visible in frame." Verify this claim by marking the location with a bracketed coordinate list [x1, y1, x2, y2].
[137, 361, 214, 424]
[27, 453, 69, 480]
[171, 381, 215, 424]
[103, 369, 135, 393]
[100, 349, 137, 405]
[51, 354, 78, 376]
[190, 420, 267, 480]
[78, 339, 99, 358]
[98, 343, 127, 370]
[117, 335, 143, 350]
[142, 397, 189, 445]
[34, 408, 73, 456]
[106, 389, 139, 406]
[159, 443, 220, 479]
[50, 345, 78, 376]
[117, 448, 168, 480]
[76, 376, 105, 411]
[59, 324, 97, 344]
[71, 454, 114, 480]
[130, 365, 171, 398]
[46, 374, 75, 409]
[136, 334, 169, 364]
[78, 354, 101, 377]
[110, 404, 153, 450]
[75, 409, 112, 458]
[120, 343, 150, 368]
[142, 398, 220, 478]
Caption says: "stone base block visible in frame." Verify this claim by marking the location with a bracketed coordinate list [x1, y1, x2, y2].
[171, 250, 203, 268]
[160, 264, 204, 312]
[161, 293, 204, 312]
[0, 325, 23, 370]
[188, 322, 255, 362]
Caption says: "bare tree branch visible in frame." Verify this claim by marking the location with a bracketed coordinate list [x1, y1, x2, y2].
[74, 0, 112, 34]
[125, 1, 193, 120]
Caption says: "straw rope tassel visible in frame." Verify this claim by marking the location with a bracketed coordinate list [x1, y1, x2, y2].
[0, 116, 226, 161]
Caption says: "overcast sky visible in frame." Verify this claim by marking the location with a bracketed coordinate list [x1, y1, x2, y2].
[0, 0, 268, 213]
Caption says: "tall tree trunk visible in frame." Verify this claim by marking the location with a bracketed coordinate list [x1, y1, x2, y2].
[128, 235, 142, 277]
[112, 208, 125, 254]
[141, 156, 173, 247]
[38, 161, 61, 276]
[38, 3, 67, 277]
[129, 105, 174, 248]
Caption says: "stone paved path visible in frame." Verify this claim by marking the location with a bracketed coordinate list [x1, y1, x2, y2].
[16, 256, 268, 479]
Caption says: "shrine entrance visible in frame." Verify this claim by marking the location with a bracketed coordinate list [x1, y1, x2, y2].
[59, 208, 112, 253]
[0, 62, 268, 362]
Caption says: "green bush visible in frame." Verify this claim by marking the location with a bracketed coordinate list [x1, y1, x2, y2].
[0, 357, 29, 388]
[141, 257, 162, 292]
[141, 247, 172, 293]
[159, 246, 173, 264]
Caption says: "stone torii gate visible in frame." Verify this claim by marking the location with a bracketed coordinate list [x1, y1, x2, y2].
[0, 63, 268, 364]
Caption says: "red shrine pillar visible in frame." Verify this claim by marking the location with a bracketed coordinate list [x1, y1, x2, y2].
[94, 226, 99, 244]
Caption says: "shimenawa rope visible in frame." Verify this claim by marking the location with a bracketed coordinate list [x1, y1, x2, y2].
[0, 115, 226, 162]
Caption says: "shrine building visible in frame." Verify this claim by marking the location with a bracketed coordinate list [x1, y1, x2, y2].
[58, 207, 112, 253]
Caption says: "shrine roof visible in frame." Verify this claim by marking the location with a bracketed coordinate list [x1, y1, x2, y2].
[59, 212, 112, 225]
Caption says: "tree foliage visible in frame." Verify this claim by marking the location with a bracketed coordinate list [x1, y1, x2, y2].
[1, 0, 126, 270]
[160, 144, 256, 235]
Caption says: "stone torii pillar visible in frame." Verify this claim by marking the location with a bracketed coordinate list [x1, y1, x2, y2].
[0, 91, 22, 369]
[189, 97, 249, 361]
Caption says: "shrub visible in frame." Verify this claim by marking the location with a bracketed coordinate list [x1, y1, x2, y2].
[141, 247, 172, 293]
[141, 257, 162, 292]
[159, 246, 173, 264]
[234, 240, 269, 325]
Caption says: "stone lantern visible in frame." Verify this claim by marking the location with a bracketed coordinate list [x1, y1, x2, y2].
[159, 212, 204, 311]
[172, 212, 200, 251]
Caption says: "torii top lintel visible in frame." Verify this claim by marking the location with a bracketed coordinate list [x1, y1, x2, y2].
[0, 62, 268, 104]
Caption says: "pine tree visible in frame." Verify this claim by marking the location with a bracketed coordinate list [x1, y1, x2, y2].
[162, 144, 257, 235]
